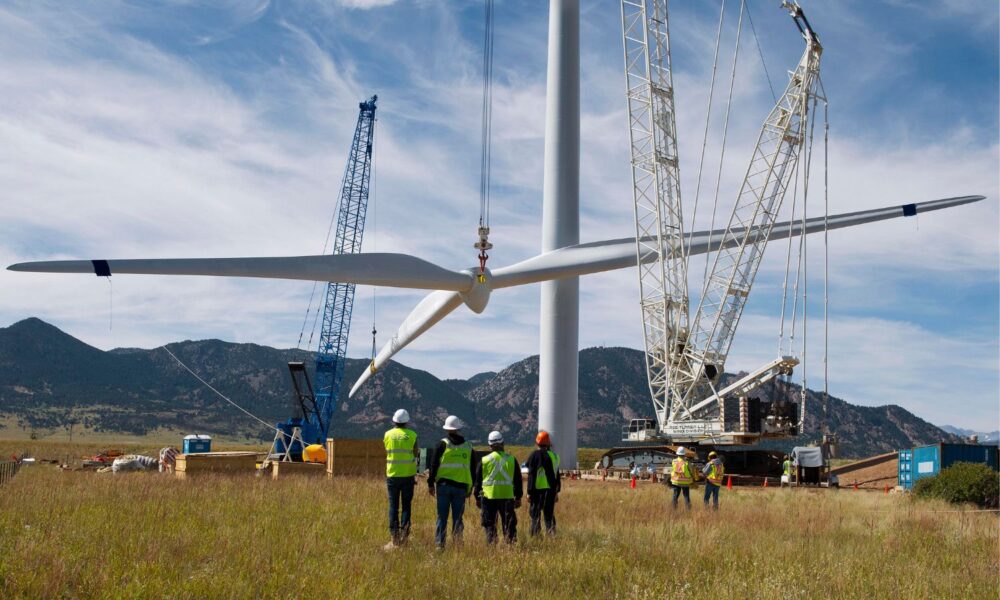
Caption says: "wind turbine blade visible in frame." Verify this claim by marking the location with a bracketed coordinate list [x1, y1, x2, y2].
[7, 253, 474, 292]
[492, 195, 984, 288]
[348, 290, 463, 397]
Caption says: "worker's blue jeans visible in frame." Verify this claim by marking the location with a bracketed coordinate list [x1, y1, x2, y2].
[386, 476, 414, 542]
[435, 481, 467, 548]
[671, 484, 691, 509]
[703, 482, 720, 509]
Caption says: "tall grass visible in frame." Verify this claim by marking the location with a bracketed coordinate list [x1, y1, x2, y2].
[0, 462, 995, 599]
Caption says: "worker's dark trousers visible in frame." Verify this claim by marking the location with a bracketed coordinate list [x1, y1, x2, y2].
[703, 483, 720, 510]
[435, 481, 467, 548]
[387, 476, 415, 543]
[481, 498, 517, 544]
[671, 484, 691, 509]
[528, 490, 556, 536]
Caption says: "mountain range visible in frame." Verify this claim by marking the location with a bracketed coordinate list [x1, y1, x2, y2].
[939, 425, 999, 445]
[0, 317, 964, 457]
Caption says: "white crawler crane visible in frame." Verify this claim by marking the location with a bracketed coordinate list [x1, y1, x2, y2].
[623, 1, 825, 444]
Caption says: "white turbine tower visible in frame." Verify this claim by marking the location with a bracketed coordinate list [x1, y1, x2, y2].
[7, 0, 986, 467]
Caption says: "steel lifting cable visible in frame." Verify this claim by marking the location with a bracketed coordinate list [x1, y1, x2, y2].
[744, 0, 777, 103]
[798, 94, 819, 431]
[777, 152, 802, 355]
[369, 115, 379, 375]
[821, 89, 830, 437]
[475, 0, 496, 275]
[297, 164, 345, 350]
[703, 0, 745, 283]
[687, 0, 727, 251]
[479, 0, 495, 229]
[162, 345, 300, 449]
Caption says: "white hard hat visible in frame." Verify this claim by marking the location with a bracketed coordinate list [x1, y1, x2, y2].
[488, 431, 504, 445]
[392, 409, 410, 424]
[676, 446, 687, 457]
[443, 415, 464, 431]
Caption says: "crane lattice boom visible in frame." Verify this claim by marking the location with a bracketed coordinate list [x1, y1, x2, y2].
[620, 0, 688, 431]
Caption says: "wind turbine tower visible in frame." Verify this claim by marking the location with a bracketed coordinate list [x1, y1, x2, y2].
[539, 0, 581, 468]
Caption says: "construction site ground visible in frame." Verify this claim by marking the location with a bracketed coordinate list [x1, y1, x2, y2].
[1, 439, 996, 599]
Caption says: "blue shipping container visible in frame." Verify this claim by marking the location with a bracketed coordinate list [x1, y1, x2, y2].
[897, 450, 914, 489]
[183, 434, 212, 454]
[901, 443, 999, 490]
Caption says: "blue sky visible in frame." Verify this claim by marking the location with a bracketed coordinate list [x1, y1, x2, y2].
[0, 0, 997, 431]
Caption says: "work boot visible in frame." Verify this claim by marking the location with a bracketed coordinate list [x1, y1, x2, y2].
[382, 540, 398, 552]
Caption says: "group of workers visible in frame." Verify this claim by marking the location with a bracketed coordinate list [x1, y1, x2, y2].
[667, 446, 726, 510]
[383, 409, 560, 550]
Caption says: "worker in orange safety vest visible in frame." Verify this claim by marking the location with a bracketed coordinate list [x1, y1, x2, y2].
[670, 446, 694, 510]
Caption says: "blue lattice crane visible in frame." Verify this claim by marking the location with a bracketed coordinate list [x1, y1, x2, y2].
[274, 95, 377, 459]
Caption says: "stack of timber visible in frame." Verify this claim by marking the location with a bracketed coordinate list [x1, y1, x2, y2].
[271, 460, 327, 479]
[174, 451, 263, 479]
[329, 438, 385, 477]
[831, 452, 898, 489]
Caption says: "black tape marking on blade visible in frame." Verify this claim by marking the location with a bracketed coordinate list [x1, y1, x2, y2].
[92, 260, 112, 277]
[902, 203, 917, 217]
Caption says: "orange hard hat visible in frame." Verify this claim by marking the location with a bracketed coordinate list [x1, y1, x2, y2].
[536, 430, 551, 446]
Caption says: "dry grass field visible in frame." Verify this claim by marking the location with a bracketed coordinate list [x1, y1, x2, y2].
[0, 442, 997, 599]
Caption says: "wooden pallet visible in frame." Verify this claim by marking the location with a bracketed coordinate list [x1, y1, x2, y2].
[174, 451, 263, 478]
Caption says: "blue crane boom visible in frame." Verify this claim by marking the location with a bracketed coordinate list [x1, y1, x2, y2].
[276, 95, 377, 455]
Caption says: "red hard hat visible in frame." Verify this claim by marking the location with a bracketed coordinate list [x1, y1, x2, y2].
[536, 430, 551, 446]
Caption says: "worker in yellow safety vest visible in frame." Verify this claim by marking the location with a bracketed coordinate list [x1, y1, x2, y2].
[383, 409, 419, 550]
[474, 430, 523, 544]
[781, 454, 794, 487]
[701, 451, 725, 510]
[427, 415, 475, 550]
[670, 446, 694, 509]
[526, 430, 560, 536]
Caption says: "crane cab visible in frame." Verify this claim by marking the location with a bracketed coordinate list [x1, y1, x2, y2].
[622, 418, 660, 442]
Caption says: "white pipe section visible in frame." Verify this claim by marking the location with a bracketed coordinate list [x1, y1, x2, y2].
[538, 0, 581, 468]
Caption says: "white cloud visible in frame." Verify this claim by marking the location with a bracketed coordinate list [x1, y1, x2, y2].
[337, 0, 398, 9]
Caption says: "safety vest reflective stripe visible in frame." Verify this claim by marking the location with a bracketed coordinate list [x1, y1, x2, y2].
[783, 460, 793, 476]
[482, 452, 515, 500]
[436, 438, 473, 489]
[707, 461, 724, 485]
[384, 427, 418, 478]
[535, 450, 560, 490]
[671, 458, 692, 485]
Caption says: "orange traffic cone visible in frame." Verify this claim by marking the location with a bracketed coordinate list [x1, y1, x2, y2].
[884, 485, 889, 495]
[762, 477, 768, 488]
[726, 476, 733, 490]
[853, 483, 859, 491]
[630, 476, 637, 489]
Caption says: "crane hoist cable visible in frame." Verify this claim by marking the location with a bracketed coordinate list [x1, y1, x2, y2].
[297, 167, 346, 350]
[702, 0, 745, 284]
[474, 0, 495, 278]
[821, 93, 830, 438]
[744, 0, 777, 103]
[369, 114, 380, 375]
[687, 0, 727, 256]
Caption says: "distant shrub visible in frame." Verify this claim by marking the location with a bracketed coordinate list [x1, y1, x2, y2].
[913, 462, 999, 508]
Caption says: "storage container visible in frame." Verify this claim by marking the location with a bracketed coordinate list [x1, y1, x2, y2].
[900, 443, 998, 490]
